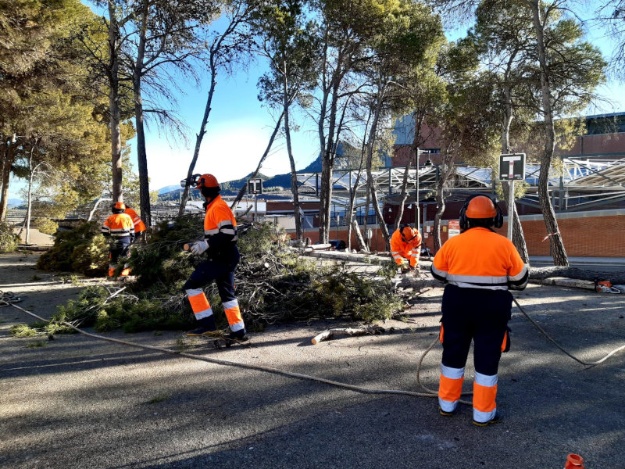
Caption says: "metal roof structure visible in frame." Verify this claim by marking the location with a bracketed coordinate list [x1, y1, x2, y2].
[522, 158, 625, 211]
[295, 157, 625, 212]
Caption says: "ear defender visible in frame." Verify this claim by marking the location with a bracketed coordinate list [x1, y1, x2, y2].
[459, 194, 503, 230]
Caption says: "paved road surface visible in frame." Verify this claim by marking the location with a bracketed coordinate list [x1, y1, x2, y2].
[1, 252, 625, 469]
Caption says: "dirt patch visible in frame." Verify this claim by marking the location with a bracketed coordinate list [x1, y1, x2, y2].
[12, 227, 55, 248]
[0, 252, 102, 328]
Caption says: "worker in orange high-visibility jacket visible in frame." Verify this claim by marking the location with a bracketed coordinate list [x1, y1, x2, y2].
[182, 173, 247, 341]
[101, 202, 135, 277]
[390, 225, 422, 271]
[430, 194, 528, 427]
[124, 205, 147, 243]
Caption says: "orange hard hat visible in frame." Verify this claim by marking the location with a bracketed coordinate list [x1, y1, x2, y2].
[113, 201, 126, 211]
[465, 195, 496, 219]
[196, 173, 220, 189]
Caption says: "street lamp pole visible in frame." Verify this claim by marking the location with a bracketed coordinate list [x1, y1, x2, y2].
[415, 151, 419, 231]
[415, 148, 428, 232]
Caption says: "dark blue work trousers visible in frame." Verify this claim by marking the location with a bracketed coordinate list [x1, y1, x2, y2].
[109, 237, 131, 264]
[183, 253, 240, 304]
[440, 284, 512, 376]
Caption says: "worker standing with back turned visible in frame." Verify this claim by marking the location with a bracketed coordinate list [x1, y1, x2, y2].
[101, 202, 135, 278]
[430, 195, 528, 426]
[182, 173, 247, 341]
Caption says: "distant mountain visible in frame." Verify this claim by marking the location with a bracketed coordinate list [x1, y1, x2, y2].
[156, 143, 356, 201]
[8, 198, 24, 208]
[157, 184, 181, 195]
[157, 170, 290, 201]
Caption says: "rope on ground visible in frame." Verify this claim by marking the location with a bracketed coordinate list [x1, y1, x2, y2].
[5, 297, 438, 400]
[0, 290, 22, 306]
[513, 297, 625, 368]
[416, 335, 472, 405]
[4, 291, 621, 404]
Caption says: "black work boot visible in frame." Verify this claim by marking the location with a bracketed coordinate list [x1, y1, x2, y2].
[228, 329, 249, 342]
[472, 411, 502, 427]
[186, 316, 217, 336]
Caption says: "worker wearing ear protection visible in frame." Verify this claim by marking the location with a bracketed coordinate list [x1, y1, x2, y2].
[431, 194, 528, 427]
[390, 224, 422, 270]
[182, 173, 247, 341]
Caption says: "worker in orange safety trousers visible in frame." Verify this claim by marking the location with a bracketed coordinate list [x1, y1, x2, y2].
[124, 205, 147, 243]
[101, 202, 135, 278]
[430, 194, 528, 426]
[390, 224, 422, 272]
[182, 173, 247, 341]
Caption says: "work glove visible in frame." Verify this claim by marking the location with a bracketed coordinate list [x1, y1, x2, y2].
[188, 240, 209, 255]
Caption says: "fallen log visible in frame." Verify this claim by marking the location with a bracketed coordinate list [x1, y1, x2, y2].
[539, 277, 595, 290]
[393, 274, 440, 290]
[530, 266, 625, 285]
[311, 325, 385, 345]
[306, 243, 334, 251]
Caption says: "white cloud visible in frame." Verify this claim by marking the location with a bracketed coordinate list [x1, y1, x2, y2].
[145, 119, 318, 190]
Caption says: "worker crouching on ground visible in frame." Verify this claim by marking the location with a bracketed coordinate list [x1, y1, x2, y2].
[101, 202, 135, 278]
[390, 224, 422, 272]
[430, 195, 528, 427]
[183, 173, 247, 341]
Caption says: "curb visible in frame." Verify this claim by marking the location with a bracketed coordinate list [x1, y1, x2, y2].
[17, 245, 51, 252]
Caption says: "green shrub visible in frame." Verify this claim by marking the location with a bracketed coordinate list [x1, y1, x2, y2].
[33, 218, 59, 235]
[51, 285, 191, 333]
[0, 222, 20, 253]
[37, 221, 108, 276]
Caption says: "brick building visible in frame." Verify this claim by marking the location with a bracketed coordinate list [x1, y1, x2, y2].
[300, 113, 625, 257]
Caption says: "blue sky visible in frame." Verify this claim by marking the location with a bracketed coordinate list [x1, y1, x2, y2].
[143, 66, 320, 191]
[8, 2, 625, 199]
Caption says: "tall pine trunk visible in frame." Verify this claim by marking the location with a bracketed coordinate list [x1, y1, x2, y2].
[531, 0, 568, 266]
[0, 145, 14, 221]
[282, 61, 302, 241]
[132, 5, 151, 227]
[179, 45, 219, 216]
[107, 0, 123, 205]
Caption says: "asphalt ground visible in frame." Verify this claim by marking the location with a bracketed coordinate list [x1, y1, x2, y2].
[1, 252, 625, 469]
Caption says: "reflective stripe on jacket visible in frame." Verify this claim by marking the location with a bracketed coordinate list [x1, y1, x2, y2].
[101, 213, 135, 239]
[203, 195, 238, 259]
[431, 227, 528, 290]
[390, 228, 422, 267]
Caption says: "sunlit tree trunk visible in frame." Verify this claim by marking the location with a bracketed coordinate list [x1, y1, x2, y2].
[0, 144, 14, 221]
[500, 85, 529, 263]
[531, 0, 568, 266]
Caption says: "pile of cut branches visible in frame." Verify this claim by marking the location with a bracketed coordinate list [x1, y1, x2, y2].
[36, 221, 108, 276]
[25, 217, 405, 334]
